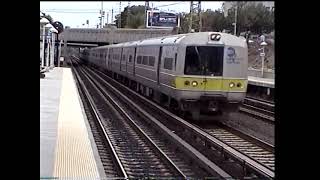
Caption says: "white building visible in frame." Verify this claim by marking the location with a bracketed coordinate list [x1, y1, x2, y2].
[222, 1, 274, 17]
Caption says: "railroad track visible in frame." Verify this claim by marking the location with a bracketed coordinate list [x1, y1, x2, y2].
[246, 96, 274, 106]
[70, 56, 275, 179]
[240, 97, 275, 122]
[200, 124, 274, 170]
[70, 60, 127, 178]
[70, 58, 226, 179]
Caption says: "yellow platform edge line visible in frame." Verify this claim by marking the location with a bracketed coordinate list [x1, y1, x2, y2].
[53, 68, 100, 179]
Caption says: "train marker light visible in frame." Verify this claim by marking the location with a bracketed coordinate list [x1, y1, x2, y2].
[210, 34, 221, 41]
[192, 81, 198, 87]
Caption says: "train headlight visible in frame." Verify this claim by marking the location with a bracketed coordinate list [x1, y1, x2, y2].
[237, 82, 242, 88]
[184, 81, 190, 86]
[229, 82, 235, 88]
[192, 81, 198, 87]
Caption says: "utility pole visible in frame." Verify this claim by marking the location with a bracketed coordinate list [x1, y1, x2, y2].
[99, 2, 102, 28]
[111, 8, 114, 24]
[101, 1, 104, 28]
[198, 1, 202, 32]
[106, 12, 109, 25]
[150, 3, 153, 28]
[119, 1, 122, 28]
[189, 1, 201, 32]
[144, 1, 149, 28]
[127, 1, 130, 27]
[188, 2, 193, 33]
[234, 2, 238, 35]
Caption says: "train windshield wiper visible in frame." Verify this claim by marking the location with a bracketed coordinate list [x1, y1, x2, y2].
[194, 46, 205, 76]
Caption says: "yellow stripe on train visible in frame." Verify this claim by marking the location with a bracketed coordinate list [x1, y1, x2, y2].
[174, 76, 247, 92]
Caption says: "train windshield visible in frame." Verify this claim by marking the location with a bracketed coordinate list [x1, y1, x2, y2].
[184, 46, 223, 76]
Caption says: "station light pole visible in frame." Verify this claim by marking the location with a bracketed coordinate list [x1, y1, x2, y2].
[58, 40, 62, 67]
[40, 18, 49, 68]
[233, 3, 237, 36]
[50, 27, 58, 69]
[45, 23, 53, 69]
[260, 41, 268, 78]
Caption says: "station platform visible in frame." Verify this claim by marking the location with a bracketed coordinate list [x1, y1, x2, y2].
[248, 76, 274, 88]
[40, 67, 106, 180]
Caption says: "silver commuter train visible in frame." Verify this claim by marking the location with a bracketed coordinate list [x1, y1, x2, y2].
[81, 32, 248, 120]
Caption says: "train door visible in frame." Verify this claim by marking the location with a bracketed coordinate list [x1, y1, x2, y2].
[125, 48, 128, 73]
[157, 46, 163, 85]
[109, 49, 112, 70]
[120, 48, 123, 72]
[202, 46, 224, 93]
[105, 48, 109, 69]
[133, 47, 137, 76]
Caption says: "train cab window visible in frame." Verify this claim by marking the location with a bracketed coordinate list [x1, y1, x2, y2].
[184, 46, 223, 76]
[149, 56, 155, 66]
[129, 55, 132, 63]
[142, 56, 148, 65]
[164, 58, 173, 70]
[137, 56, 142, 64]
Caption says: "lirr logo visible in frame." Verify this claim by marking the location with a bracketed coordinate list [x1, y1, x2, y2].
[226, 47, 240, 64]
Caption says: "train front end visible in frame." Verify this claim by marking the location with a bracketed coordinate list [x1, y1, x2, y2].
[176, 32, 248, 119]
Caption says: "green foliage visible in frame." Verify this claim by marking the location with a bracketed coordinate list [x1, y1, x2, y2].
[113, 2, 274, 35]
[40, 13, 53, 23]
[115, 5, 146, 28]
[226, 2, 274, 34]
[201, 9, 226, 32]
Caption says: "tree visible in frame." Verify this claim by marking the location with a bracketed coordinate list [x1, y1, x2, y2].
[52, 21, 64, 34]
[226, 2, 274, 35]
[115, 5, 146, 28]
[201, 9, 226, 32]
[40, 12, 53, 23]
[178, 12, 189, 33]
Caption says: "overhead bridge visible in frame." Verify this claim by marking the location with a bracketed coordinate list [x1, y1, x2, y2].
[62, 42, 100, 48]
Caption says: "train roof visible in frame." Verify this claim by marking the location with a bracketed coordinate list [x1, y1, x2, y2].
[92, 32, 247, 50]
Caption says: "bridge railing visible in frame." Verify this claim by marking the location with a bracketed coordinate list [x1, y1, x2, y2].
[59, 28, 173, 44]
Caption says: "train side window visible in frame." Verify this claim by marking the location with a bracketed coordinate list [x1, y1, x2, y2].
[129, 55, 132, 63]
[164, 57, 173, 70]
[142, 56, 148, 65]
[149, 56, 155, 66]
[137, 56, 142, 64]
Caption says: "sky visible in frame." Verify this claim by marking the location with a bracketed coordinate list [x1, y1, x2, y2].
[40, 1, 223, 28]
